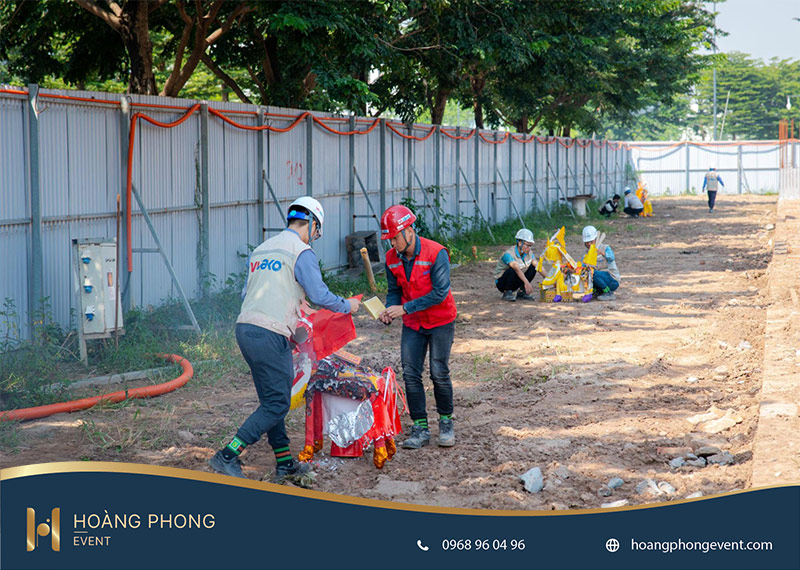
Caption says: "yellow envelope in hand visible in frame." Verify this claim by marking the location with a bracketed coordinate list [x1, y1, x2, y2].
[363, 296, 387, 319]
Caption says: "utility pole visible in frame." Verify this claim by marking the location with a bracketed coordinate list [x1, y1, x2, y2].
[712, 1, 718, 140]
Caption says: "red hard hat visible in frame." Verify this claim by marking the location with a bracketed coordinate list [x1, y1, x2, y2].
[380, 205, 416, 240]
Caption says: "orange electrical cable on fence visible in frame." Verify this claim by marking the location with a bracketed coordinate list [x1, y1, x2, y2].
[478, 131, 510, 144]
[386, 122, 437, 141]
[208, 107, 309, 132]
[314, 117, 381, 136]
[440, 128, 475, 140]
[510, 133, 536, 143]
[0, 354, 193, 423]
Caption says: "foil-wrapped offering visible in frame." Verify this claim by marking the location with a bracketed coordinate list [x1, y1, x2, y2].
[327, 399, 375, 448]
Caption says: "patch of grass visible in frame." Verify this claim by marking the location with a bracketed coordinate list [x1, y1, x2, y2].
[79, 418, 143, 453]
[0, 421, 21, 450]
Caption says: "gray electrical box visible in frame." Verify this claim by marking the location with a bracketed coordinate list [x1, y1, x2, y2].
[72, 238, 124, 364]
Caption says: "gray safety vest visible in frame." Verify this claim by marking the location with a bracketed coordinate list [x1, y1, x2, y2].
[236, 230, 310, 338]
[705, 171, 719, 191]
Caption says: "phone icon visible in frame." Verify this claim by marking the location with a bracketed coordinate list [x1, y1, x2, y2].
[416, 540, 429, 552]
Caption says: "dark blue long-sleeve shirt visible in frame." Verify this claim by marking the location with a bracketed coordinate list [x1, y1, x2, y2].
[385, 237, 451, 314]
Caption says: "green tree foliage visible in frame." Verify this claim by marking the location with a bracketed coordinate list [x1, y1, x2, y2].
[602, 53, 800, 140]
[1, 0, 716, 137]
[694, 53, 800, 139]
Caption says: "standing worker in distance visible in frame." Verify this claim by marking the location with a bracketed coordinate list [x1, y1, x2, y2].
[209, 196, 360, 480]
[702, 166, 724, 213]
[379, 205, 458, 449]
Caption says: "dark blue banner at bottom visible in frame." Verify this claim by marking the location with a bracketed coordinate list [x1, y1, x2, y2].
[1, 463, 798, 570]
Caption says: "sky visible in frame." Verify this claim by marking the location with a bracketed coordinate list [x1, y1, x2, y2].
[713, 0, 800, 61]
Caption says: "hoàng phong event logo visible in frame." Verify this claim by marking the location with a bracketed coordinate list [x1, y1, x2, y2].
[27, 507, 60, 552]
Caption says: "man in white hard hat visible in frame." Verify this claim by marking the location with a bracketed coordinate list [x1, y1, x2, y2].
[702, 166, 724, 213]
[494, 228, 539, 301]
[582, 225, 619, 301]
[623, 187, 644, 217]
[209, 196, 360, 481]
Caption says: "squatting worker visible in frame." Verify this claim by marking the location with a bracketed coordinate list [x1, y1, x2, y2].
[495, 228, 537, 302]
[379, 205, 458, 449]
[623, 187, 644, 217]
[209, 196, 360, 480]
[702, 165, 724, 213]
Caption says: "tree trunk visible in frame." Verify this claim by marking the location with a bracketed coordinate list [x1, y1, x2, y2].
[470, 71, 486, 129]
[430, 88, 450, 125]
[120, 2, 157, 95]
[473, 101, 484, 129]
[514, 114, 528, 133]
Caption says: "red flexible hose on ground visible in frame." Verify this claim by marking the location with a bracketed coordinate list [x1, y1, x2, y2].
[0, 354, 193, 423]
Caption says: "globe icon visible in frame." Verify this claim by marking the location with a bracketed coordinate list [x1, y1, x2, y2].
[605, 538, 620, 552]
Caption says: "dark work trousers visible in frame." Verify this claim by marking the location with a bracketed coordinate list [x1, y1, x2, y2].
[495, 265, 537, 292]
[234, 323, 293, 450]
[593, 270, 619, 294]
[623, 206, 643, 217]
[401, 321, 455, 421]
[707, 190, 717, 210]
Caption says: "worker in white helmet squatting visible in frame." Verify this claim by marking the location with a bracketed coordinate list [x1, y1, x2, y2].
[494, 228, 538, 302]
[622, 187, 644, 217]
[582, 225, 620, 301]
[702, 165, 724, 213]
[209, 196, 360, 481]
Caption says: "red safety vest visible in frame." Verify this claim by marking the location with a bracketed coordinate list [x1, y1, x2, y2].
[386, 237, 457, 331]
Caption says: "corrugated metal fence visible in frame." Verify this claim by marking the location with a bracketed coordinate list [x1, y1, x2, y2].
[1, 86, 634, 341]
[629, 140, 798, 196]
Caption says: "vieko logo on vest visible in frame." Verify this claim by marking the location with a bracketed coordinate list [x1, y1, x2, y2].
[27, 507, 60, 552]
[250, 258, 283, 272]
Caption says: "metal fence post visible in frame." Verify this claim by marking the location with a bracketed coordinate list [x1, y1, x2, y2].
[435, 125, 441, 234]
[508, 131, 514, 220]
[455, 127, 461, 226]
[199, 103, 210, 296]
[520, 135, 526, 215]
[26, 84, 43, 331]
[119, 95, 132, 312]
[349, 115, 356, 235]
[379, 118, 386, 218]
[407, 123, 413, 202]
[256, 107, 265, 244]
[474, 127, 480, 226]
[545, 140, 550, 209]
[492, 131, 498, 224]
[306, 114, 314, 196]
[737, 144, 743, 195]
[685, 142, 690, 193]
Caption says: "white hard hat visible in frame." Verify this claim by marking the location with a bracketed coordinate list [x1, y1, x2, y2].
[515, 228, 534, 244]
[288, 196, 325, 236]
[623, 186, 632, 194]
[582, 225, 598, 242]
[709, 165, 715, 170]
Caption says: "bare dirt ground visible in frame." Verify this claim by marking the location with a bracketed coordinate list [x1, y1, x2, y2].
[0, 194, 784, 511]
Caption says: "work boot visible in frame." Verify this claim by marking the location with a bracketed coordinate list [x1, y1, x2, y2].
[272, 459, 312, 483]
[516, 289, 535, 301]
[438, 418, 455, 447]
[209, 450, 244, 478]
[502, 290, 516, 302]
[401, 424, 431, 449]
[597, 292, 616, 301]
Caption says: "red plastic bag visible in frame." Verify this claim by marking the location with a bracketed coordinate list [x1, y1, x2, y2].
[310, 295, 362, 359]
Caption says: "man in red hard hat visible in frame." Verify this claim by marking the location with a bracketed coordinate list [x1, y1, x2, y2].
[379, 205, 458, 449]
